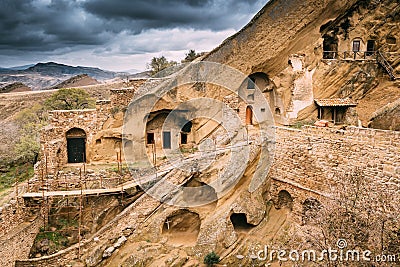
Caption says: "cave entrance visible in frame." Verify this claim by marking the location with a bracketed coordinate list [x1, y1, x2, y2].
[162, 210, 201, 246]
[230, 213, 255, 232]
[66, 128, 86, 163]
[323, 32, 338, 59]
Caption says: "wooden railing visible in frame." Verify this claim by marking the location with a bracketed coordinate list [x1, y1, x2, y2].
[323, 50, 377, 60]
[323, 50, 399, 80]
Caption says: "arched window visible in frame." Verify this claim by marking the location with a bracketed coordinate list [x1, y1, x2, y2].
[66, 128, 86, 163]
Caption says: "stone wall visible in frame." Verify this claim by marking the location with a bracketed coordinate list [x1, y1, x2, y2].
[269, 126, 400, 216]
[0, 200, 25, 238]
[39, 102, 111, 174]
[109, 79, 147, 108]
[0, 216, 43, 267]
[110, 89, 135, 108]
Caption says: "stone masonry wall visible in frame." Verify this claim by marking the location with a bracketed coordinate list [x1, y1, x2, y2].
[269, 126, 400, 217]
[109, 79, 147, 108]
[0, 216, 43, 267]
[39, 101, 111, 174]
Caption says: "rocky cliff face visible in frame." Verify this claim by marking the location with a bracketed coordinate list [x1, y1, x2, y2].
[205, 0, 399, 127]
[8, 0, 400, 266]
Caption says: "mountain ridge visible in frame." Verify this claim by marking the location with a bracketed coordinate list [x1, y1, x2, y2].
[0, 62, 131, 90]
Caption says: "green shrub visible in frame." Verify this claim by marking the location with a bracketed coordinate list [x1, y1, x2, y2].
[204, 251, 220, 266]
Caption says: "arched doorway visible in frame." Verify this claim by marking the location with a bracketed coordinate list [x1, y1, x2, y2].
[276, 190, 294, 210]
[66, 128, 86, 163]
[246, 106, 253, 125]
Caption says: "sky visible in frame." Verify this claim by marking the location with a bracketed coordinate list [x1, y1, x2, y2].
[0, 0, 266, 72]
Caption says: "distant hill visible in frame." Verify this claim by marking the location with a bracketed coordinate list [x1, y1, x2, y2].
[52, 74, 99, 89]
[7, 64, 36, 71]
[128, 70, 152, 79]
[0, 62, 127, 90]
[26, 62, 117, 80]
[0, 82, 31, 93]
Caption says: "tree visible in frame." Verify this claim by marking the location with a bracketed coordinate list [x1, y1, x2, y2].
[182, 49, 200, 63]
[44, 88, 95, 110]
[147, 56, 178, 75]
[14, 135, 41, 164]
[14, 104, 48, 163]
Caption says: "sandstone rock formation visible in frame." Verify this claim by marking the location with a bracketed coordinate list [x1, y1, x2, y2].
[2, 0, 399, 266]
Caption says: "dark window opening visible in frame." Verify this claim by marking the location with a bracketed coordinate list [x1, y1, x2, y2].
[230, 213, 255, 232]
[387, 36, 396, 45]
[147, 133, 155, 145]
[181, 133, 188, 144]
[275, 107, 281, 115]
[163, 131, 171, 149]
[96, 139, 101, 145]
[247, 77, 256, 89]
[181, 121, 193, 133]
[366, 40, 375, 56]
[261, 108, 266, 112]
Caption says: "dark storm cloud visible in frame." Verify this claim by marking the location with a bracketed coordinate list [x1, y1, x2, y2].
[0, 0, 263, 53]
[0, 0, 107, 52]
[82, 0, 261, 31]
